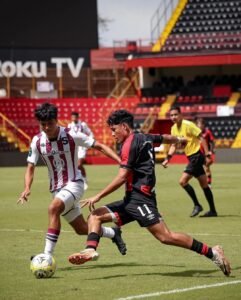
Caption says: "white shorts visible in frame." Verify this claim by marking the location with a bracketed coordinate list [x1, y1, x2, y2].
[52, 181, 84, 223]
[78, 146, 87, 159]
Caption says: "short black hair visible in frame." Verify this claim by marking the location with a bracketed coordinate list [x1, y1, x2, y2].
[196, 117, 205, 125]
[107, 110, 134, 129]
[170, 105, 181, 113]
[34, 102, 58, 121]
[71, 111, 79, 117]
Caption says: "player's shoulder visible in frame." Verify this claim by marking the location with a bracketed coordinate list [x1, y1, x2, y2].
[32, 132, 43, 142]
[80, 121, 88, 127]
[183, 119, 194, 126]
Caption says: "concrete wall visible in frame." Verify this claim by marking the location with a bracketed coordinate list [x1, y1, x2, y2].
[215, 149, 241, 163]
[0, 149, 240, 167]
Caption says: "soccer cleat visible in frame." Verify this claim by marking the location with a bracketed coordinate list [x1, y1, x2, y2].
[30, 255, 35, 261]
[68, 249, 99, 265]
[212, 245, 231, 276]
[200, 211, 217, 217]
[112, 227, 127, 255]
[190, 205, 203, 217]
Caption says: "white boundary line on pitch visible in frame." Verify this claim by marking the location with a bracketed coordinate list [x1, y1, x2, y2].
[115, 281, 241, 300]
[0, 228, 241, 237]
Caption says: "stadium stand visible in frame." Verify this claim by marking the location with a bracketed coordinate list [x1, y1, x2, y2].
[1, 0, 241, 160]
[162, 0, 241, 53]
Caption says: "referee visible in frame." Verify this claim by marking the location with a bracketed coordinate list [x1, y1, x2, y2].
[162, 106, 217, 217]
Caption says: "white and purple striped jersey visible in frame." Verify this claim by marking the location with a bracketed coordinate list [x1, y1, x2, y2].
[27, 126, 95, 192]
[67, 121, 93, 138]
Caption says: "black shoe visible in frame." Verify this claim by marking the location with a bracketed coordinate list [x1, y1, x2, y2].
[30, 255, 35, 261]
[112, 227, 127, 255]
[190, 205, 203, 217]
[200, 211, 218, 217]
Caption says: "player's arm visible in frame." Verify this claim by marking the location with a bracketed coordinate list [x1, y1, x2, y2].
[161, 135, 186, 168]
[210, 140, 215, 154]
[17, 162, 35, 204]
[82, 122, 94, 138]
[80, 167, 129, 211]
[199, 135, 211, 156]
[199, 135, 213, 165]
[93, 141, 121, 164]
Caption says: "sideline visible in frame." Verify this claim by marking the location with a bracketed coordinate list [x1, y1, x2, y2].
[0, 228, 240, 237]
[115, 280, 241, 300]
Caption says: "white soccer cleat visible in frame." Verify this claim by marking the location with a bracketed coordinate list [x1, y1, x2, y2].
[212, 245, 231, 276]
[68, 249, 99, 265]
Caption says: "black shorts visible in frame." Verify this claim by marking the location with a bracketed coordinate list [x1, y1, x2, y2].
[185, 150, 205, 178]
[105, 195, 161, 227]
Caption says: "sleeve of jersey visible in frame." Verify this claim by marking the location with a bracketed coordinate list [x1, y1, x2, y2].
[190, 123, 201, 137]
[74, 131, 95, 148]
[82, 122, 94, 138]
[148, 134, 163, 144]
[171, 126, 176, 136]
[120, 137, 135, 169]
[27, 136, 39, 165]
[208, 130, 215, 141]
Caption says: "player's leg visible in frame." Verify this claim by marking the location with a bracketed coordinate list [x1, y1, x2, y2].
[68, 201, 129, 264]
[179, 171, 203, 217]
[68, 207, 112, 265]
[44, 196, 65, 255]
[67, 195, 127, 255]
[147, 220, 231, 276]
[43, 181, 84, 255]
[197, 174, 217, 217]
[205, 163, 212, 187]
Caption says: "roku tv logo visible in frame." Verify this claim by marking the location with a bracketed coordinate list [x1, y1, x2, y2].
[0, 58, 84, 78]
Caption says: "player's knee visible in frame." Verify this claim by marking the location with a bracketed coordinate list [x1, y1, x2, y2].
[88, 213, 101, 224]
[48, 201, 63, 216]
[179, 179, 186, 187]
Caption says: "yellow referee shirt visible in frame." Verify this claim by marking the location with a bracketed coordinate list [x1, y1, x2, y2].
[171, 120, 202, 156]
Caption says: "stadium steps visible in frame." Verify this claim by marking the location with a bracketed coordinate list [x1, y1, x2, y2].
[152, 0, 189, 52]
[158, 95, 176, 118]
[231, 129, 241, 148]
[227, 92, 241, 107]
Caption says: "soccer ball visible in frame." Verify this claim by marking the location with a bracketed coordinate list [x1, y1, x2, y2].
[30, 253, 56, 279]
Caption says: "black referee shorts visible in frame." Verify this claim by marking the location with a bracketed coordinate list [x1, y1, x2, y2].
[184, 150, 206, 178]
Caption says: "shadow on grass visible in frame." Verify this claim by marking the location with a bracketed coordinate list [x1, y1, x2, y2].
[58, 264, 241, 280]
[58, 262, 186, 272]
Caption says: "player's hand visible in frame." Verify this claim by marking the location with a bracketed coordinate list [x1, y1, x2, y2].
[205, 152, 213, 166]
[17, 190, 30, 204]
[161, 159, 169, 168]
[80, 195, 101, 212]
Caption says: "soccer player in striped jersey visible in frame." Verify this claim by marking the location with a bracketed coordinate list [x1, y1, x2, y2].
[68, 112, 94, 190]
[162, 106, 217, 218]
[68, 109, 230, 277]
[18, 102, 126, 257]
[196, 117, 215, 188]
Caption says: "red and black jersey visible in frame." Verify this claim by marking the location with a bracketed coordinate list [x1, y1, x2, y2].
[201, 128, 214, 152]
[120, 132, 163, 198]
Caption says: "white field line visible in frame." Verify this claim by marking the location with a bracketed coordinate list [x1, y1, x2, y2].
[0, 228, 73, 233]
[0, 228, 240, 237]
[115, 280, 241, 300]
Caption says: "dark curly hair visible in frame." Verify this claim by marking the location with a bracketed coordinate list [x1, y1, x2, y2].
[35, 102, 58, 121]
[107, 110, 134, 129]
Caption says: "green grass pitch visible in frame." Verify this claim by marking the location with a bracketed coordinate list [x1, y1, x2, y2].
[0, 164, 241, 300]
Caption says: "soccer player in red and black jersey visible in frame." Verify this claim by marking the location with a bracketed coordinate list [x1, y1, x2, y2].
[68, 110, 231, 277]
[196, 117, 215, 187]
